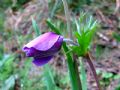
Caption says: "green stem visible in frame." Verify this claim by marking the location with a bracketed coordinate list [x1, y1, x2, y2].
[63, 42, 82, 90]
[46, 20, 82, 90]
[80, 57, 87, 90]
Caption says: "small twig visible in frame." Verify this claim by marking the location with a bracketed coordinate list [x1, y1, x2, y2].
[86, 52, 101, 90]
[96, 9, 106, 23]
[114, 0, 120, 13]
[96, 32, 110, 42]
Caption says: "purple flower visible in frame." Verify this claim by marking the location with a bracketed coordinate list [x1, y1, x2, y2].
[23, 32, 63, 66]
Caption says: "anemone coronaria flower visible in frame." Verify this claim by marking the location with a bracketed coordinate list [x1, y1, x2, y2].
[22, 32, 63, 66]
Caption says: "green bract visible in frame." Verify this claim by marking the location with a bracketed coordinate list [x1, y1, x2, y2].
[72, 13, 98, 56]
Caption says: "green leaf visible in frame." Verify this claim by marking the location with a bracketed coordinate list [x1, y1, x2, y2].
[113, 33, 120, 42]
[0, 54, 15, 70]
[114, 75, 120, 79]
[115, 85, 120, 90]
[74, 14, 98, 56]
[43, 65, 56, 90]
[79, 12, 86, 23]
[32, 17, 41, 36]
[74, 32, 86, 56]
[2, 75, 16, 90]
[102, 72, 113, 79]
[46, 19, 61, 35]
[62, 42, 82, 90]
[80, 58, 87, 90]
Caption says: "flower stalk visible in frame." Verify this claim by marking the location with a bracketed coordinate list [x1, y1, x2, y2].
[85, 52, 101, 90]
[46, 20, 82, 90]
[63, 42, 82, 90]
[63, 38, 78, 46]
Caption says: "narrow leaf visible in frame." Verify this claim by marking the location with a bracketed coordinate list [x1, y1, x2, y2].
[80, 58, 87, 90]
[32, 17, 41, 36]
[44, 65, 56, 90]
[46, 19, 61, 35]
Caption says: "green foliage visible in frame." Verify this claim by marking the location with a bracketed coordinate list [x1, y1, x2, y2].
[95, 45, 104, 59]
[0, 44, 4, 60]
[2, 75, 16, 90]
[32, 18, 41, 36]
[113, 33, 120, 42]
[0, 54, 15, 89]
[54, 72, 70, 90]
[0, 0, 30, 11]
[0, 11, 5, 30]
[72, 13, 98, 56]
[46, 19, 61, 35]
[0, 55, 15, 81]
[49, 0, 93, 16]
[19, 59, 43, 90]
[17, 0, 30, 5]
[43, 65, 56, 90]
[0, 0, 12, 9]
[102, 72, 113, 79]
[97, 70, 120, 87]
[114, 75, 120, 80]
[115, 84, 120, 90]
[59, 74, 70, 88]
[12, 0, 31, 11]
[80, 58, 87, 90]
[0, 54, 37, 90]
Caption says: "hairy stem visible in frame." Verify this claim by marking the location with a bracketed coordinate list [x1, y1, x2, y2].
[63, 38, 78, 46]
[63, 42, 82, 90]
[86, 52, 101, 90]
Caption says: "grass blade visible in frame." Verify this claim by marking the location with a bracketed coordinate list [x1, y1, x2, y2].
[44, 65, 56, 90]
[32, 17, 41, 36]
[80, 57, 87, 90]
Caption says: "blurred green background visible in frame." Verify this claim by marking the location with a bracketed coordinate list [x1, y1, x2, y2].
[0, 0, 120, 90]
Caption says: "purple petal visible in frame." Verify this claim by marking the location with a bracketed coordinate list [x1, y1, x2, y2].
[33, 35, 63, 58]
[32, 56, 53, 66]
[22, 32, 64, 66]
[24, 47, 37, 57]
[23, 32, 60, 51]
[52, 36, 63, 49]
